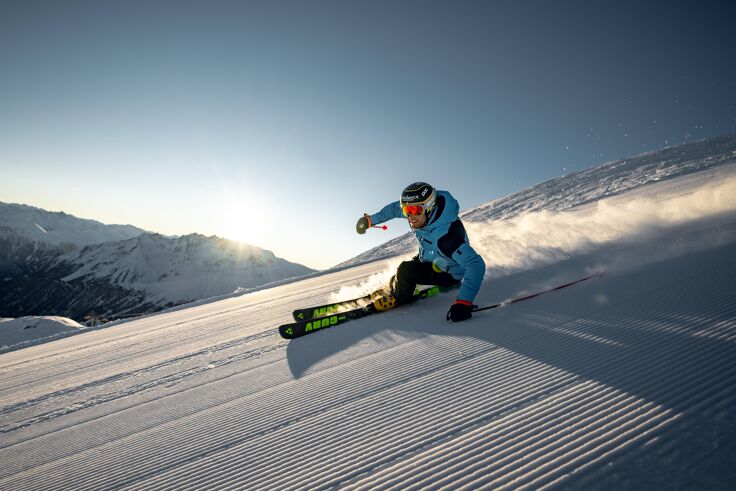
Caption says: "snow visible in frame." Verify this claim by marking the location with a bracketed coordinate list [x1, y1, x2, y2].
[1, 141, 735, 489]
[1, 208, 315, 319]
[466, 162, 736, 279]
[0, 202, 145, 247]
[0, 316, 83, 350]
[59, 233, 314, 305]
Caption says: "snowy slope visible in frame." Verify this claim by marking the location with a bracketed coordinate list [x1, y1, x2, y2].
[339, 133, 736, 267]
[1, 141, 735, 489]
[0, 317, 83, 350]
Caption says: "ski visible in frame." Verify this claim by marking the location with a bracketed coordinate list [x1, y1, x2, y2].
[282, 273, 603, 339]
[292, 293, 373, 322]
[280, 286, 450, 339]
[292, 283, 459, 322]
[280, 304, 375, 339]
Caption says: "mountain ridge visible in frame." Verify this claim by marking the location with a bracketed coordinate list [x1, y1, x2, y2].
[0, 201, 147, 247]
[0, 206, 315, 320]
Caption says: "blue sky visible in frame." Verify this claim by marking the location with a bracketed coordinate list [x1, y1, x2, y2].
[1, 0, 734, 269]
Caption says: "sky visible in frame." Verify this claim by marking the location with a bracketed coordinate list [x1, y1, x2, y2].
[1, 0, 735, 270]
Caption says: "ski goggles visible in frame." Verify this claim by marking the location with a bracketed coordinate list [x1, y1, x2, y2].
[401, 204, 428, 216]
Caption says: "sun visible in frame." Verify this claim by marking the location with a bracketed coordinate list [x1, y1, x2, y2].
[220, 198, 274, 246]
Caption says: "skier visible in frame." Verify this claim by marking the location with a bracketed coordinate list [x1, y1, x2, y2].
[356, 182, 486, 322]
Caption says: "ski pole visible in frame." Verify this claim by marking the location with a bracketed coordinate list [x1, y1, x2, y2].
[473, 272, 603, 313]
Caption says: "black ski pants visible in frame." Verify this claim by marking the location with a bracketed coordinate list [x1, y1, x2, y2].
[391, 257, 460, 305]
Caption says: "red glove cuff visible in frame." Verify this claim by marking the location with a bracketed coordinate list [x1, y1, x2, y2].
[455, 299, 473, 306]
[364, 214, 372, 228]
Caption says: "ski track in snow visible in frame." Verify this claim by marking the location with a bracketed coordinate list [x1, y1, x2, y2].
[1, 149, 736, 488]
[0, 241, 734, 490]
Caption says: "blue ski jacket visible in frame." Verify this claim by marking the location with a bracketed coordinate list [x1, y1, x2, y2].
[369, 190, 486, 303]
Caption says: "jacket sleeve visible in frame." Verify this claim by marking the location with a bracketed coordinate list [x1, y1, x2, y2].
[369, 201, 404, 225]
[451, 243, 486, 303]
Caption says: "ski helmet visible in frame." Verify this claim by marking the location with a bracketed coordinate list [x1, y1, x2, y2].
[400, 182, 436, 216]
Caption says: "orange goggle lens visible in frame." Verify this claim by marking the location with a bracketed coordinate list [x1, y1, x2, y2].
[402, 204, 425, 216]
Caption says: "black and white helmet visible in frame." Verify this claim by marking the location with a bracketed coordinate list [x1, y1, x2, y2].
[400, 182, 436, 215]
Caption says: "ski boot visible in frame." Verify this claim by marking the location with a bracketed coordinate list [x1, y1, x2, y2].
[371, 290, 398, 312]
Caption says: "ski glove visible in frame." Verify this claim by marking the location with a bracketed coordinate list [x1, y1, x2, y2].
[447, 300, 474, 322]
[356, 214, 372, 234]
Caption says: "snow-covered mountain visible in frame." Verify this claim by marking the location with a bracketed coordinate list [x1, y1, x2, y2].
[0, 204, 315, 320]
[0, 202, 146, 247]
[1, 134, 735, 489]
[62, 232, 314, 305]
